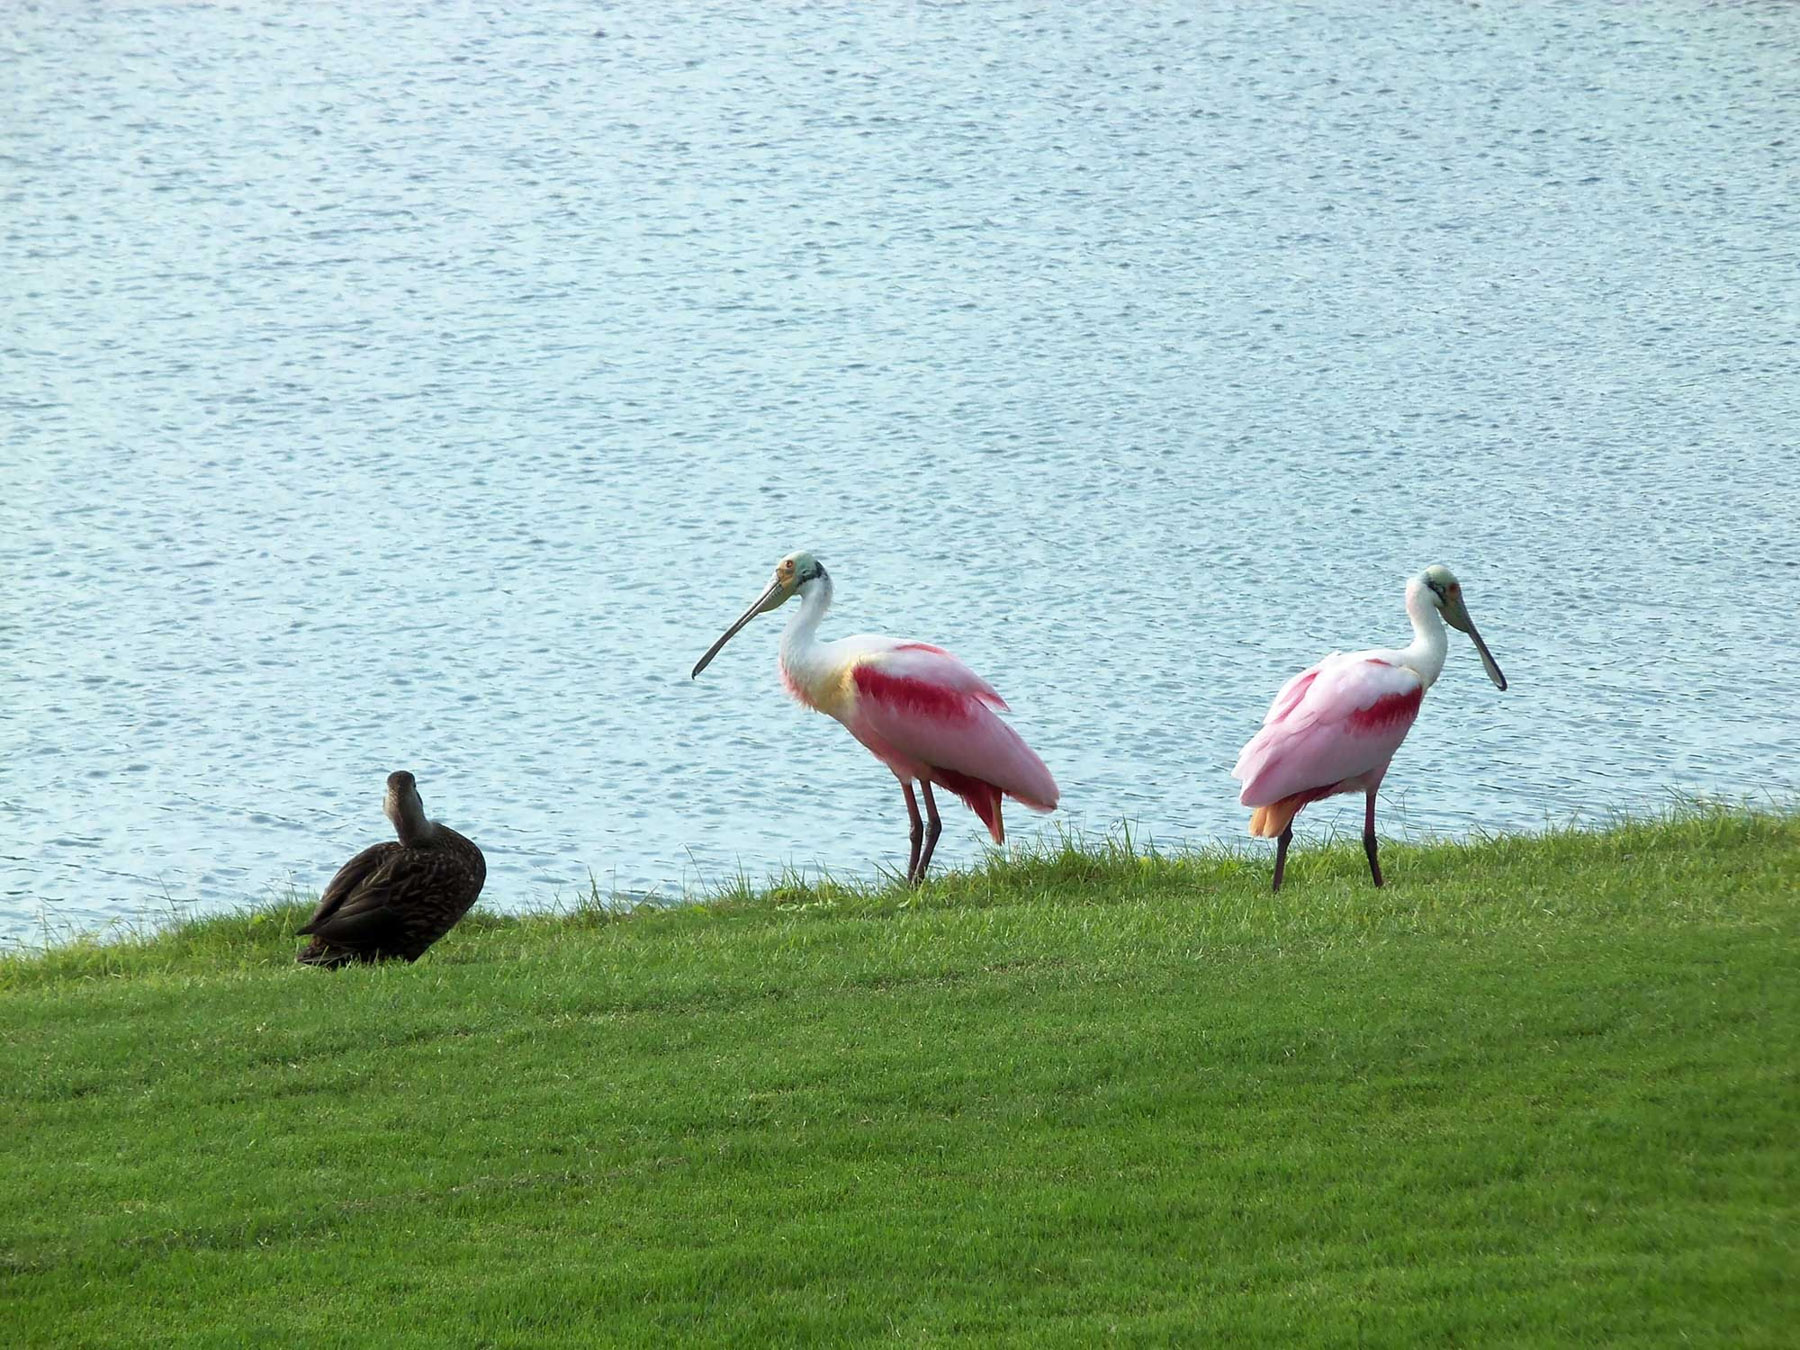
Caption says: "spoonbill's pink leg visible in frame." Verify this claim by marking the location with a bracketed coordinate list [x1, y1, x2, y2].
[1272, 826, 1294, 893]
[911, 782, 944, 884]
[1363, 791, 1384, 887]
[903, 782, 924, 882]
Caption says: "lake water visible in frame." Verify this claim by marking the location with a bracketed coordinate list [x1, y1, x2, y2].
[4, 1, 1797, 945]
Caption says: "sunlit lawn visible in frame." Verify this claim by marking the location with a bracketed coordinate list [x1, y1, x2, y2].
[3, 808, 1795, 1346]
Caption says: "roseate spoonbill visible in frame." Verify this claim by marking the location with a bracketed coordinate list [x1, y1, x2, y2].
[297, 771, 486, 967]
[1232, 566, 1507, 892]
[691, 551, 1059, 884]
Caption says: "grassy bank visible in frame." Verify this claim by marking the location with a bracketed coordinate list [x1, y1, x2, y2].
[3, 809, 1797, 1346]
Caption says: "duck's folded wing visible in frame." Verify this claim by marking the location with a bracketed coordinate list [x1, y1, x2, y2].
[302, 848, 476, 945]
[299, 842, 400, 935]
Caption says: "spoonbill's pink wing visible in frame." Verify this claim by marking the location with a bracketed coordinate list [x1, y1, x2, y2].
[847, 648, 1058, 841]
[1233, 656, 1424, 807]
[1259, 658, 1329, 727]
[877, 641, 1009, 709]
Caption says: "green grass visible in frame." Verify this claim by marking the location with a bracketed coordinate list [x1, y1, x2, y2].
[3, 807, 1796, 1346]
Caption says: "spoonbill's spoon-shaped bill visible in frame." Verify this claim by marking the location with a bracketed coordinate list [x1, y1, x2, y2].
[1428, 565, 1507, 691]
[691, 562, 801, 680]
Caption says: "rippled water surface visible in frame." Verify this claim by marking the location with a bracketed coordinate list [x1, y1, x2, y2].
[4, 2, 1797, 943]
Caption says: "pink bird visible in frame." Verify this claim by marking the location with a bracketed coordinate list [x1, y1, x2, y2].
[1232, 565, 1508, 892]
[692, 551, 1059, 883]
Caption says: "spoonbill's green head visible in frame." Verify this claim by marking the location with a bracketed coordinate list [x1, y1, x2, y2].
[1419, 565, 1508, 691]
[766, 551, 828, 607]
[692, 551, 830, 679]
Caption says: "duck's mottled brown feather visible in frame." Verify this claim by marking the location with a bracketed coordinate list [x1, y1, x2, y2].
[306, 841, 403, 932]
[297, 827, 484, 968]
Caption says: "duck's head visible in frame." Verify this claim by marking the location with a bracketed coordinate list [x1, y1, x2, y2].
[383, 770, 434, 842]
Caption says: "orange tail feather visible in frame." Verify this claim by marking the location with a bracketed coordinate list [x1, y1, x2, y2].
[1248, 787, 1334, 838]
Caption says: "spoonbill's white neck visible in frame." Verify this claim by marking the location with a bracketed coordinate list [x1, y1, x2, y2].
[777, 574, 843, 710]
[780, 574, 835, 664]
[1395, 578, 1449, 689]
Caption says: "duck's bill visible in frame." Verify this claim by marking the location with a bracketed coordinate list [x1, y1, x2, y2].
[691, 578, 785, 679]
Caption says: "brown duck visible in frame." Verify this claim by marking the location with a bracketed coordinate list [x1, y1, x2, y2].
[297, 771, 486, 968]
